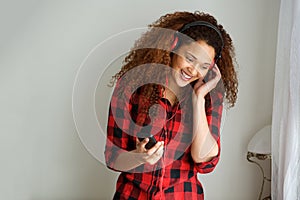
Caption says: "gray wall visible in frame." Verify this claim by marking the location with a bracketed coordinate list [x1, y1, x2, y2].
[0, 0, 280, 199]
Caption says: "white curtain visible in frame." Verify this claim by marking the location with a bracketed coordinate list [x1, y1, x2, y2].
[272, 0, 300, 199]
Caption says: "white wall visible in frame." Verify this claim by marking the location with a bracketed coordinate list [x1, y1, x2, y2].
[0, 0, 280, 199]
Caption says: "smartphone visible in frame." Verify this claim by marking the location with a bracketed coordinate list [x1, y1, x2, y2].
[190, 68, 216, 88]
[203, 68, 216, 83]
[138, 135, 157, 149]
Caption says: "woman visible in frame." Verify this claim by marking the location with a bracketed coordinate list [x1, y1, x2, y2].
[105, 11, 238, 200]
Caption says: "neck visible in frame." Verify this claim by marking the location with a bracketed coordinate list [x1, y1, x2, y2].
[163, 74, 182, 106]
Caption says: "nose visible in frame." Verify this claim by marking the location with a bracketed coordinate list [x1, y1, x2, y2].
[187, 64, 200, 77]
[187, 66, 197, 75]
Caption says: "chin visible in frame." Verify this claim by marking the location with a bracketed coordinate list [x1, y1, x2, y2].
[175, 79, 189, 87]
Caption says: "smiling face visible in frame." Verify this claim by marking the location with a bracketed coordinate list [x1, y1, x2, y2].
[171, 40, 216, 87]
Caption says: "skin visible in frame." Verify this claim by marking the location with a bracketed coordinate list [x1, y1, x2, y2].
[113, 40, 221, 171]
[167, 40, 222, 162]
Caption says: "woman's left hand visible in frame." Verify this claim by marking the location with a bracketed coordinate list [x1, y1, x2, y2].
[192, 65, 222, 101]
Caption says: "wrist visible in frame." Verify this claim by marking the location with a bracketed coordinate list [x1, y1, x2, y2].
[131, 150, 146, 165]
[193, 96, 205, 107]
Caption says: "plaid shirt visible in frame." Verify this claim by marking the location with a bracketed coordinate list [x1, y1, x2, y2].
[105, 77, 224, 200]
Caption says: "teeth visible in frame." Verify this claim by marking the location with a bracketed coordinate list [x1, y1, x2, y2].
[181, 70, 192, 80]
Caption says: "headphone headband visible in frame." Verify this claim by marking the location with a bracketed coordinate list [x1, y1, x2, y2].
[177, 21, 224, 60]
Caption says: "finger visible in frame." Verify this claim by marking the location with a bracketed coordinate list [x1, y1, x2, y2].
[155, 144, 164, 157]
[206, 67, 221, 87]
[193, 79, 204, 91]
[148, 144, 164, 161]
[147, 141, 164, 156]
[135, 137, 140, 145]
[212, 65, 221, 79]
[136, 137, 149, 149]
[210, 72, 221, 86]
[140, 138, 149, 149]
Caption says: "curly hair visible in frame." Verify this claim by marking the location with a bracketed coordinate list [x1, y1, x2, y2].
[110, 11, 238, 110]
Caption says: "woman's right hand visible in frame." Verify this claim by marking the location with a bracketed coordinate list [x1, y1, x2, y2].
[134, 138, 164, 165]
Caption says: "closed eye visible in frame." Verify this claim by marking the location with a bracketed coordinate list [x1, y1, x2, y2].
[185, 53, 196, 63]
[201, 64, 210, 70]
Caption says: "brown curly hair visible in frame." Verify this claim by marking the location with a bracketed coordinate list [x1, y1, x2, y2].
[110, 11, 238, 110]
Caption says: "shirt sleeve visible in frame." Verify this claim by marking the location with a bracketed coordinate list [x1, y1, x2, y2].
[194, 90, 224, 174]
[104, 81, 151, 172]
[104, 80, 136, 172]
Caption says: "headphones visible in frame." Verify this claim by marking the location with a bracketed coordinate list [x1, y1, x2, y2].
[171, 21, 224, 64]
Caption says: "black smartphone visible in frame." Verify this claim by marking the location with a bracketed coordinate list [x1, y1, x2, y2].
[203, 68, 216, 83]
[138, 135, 157, 149]
[190, 68, 216, 88]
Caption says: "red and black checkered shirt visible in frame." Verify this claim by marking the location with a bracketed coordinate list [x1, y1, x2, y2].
[105, 78, 224, 200]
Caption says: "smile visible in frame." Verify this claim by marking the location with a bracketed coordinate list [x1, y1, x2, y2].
[180, 70, 193, 81]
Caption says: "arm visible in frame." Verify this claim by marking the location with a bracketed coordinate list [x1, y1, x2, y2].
[105, 82, 164, 172]
[191, 66, 223, 164]
[105, 109, 164, 172]
[112, 138, 164, 171]
[191, 97, 219, 163]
